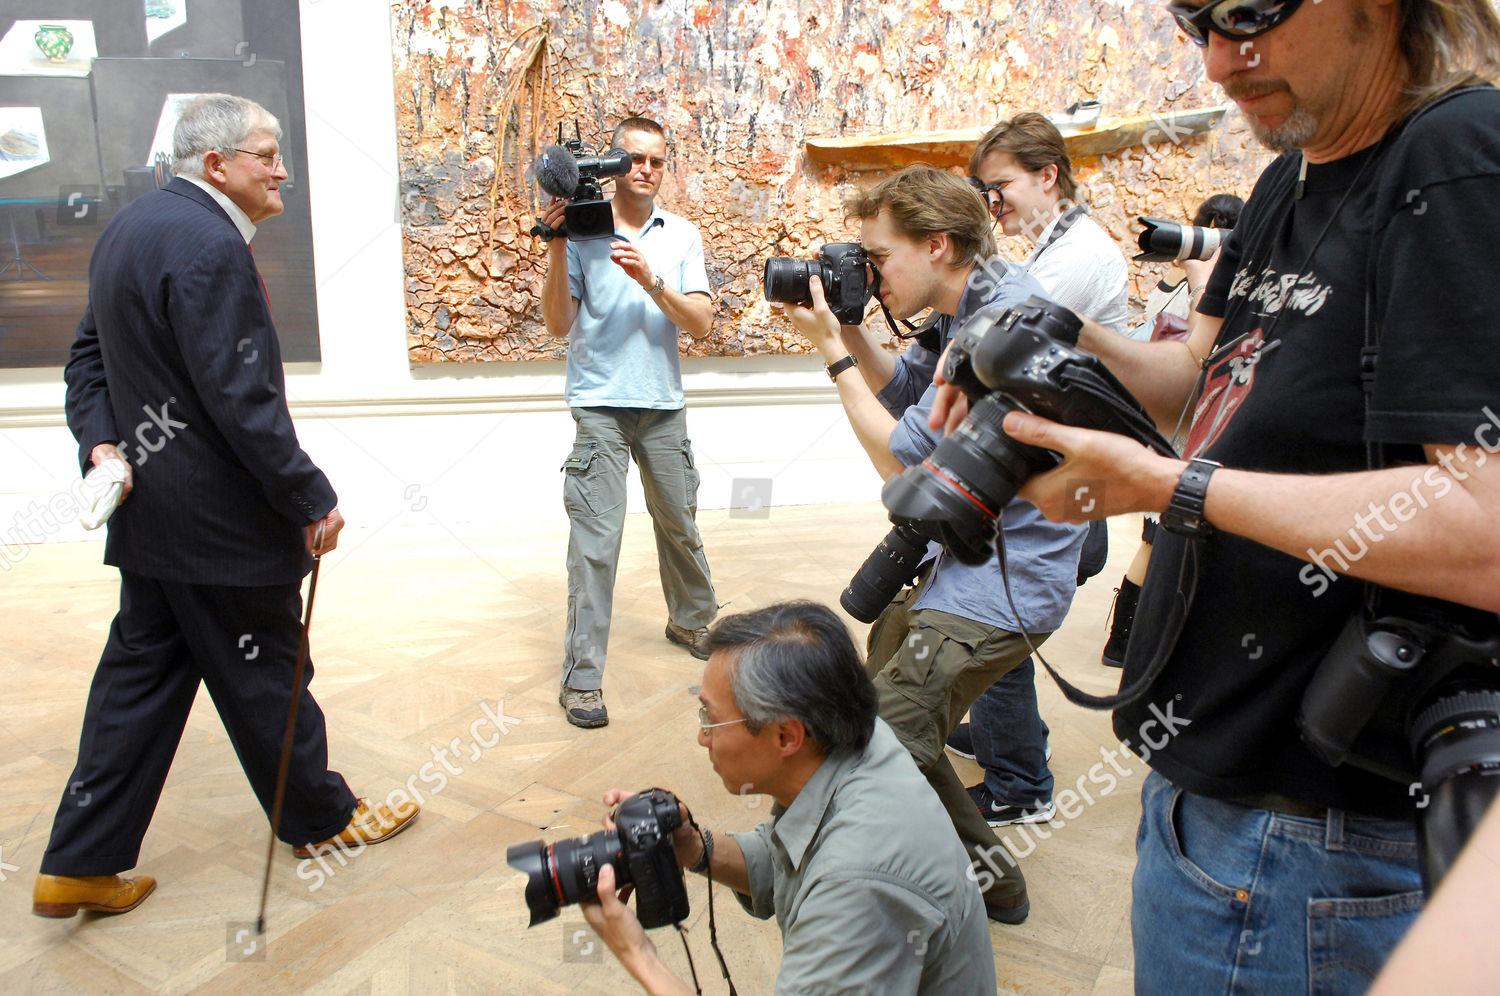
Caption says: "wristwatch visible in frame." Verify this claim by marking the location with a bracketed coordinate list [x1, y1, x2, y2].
[826, 355, 858, 381]
[1161, 458, 1221, 538]
[645, 275, 665, 296]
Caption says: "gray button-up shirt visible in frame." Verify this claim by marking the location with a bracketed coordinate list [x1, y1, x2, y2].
[728, 720, 997, 995]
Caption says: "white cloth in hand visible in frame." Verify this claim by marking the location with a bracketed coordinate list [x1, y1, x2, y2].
[78, 459, 128, 530]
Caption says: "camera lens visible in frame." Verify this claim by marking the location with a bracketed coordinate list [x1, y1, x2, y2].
[841, 523, 931, 624]
[881, 396, 1056, 566]
[506, 830, 627, 927]
[1410, 688, 1500, 891]
[763, 258, 817, 306]
[1136, 219, 1225, 263]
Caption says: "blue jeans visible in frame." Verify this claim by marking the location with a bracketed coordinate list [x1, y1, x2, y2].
[1133, 770, 1424, 995]
[968, 658, 1053, 806]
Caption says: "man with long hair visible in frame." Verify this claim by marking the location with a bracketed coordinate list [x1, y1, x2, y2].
[932, 1, 1500, 989]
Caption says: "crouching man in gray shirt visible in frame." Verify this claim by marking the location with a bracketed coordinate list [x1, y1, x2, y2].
[583, 600, 997, 995]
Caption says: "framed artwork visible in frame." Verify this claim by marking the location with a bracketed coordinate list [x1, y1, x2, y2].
[0, 0, 318, 369]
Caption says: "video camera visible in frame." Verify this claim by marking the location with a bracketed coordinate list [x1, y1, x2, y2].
[506, 787, 690, 929]
[841, 297, 1177, 622]
[530, 125, 634, 242]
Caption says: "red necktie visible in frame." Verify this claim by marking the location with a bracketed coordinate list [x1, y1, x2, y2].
[248, 243, 271, 311]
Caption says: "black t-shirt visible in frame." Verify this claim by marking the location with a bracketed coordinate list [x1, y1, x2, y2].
[1116, 87, 1500, 817]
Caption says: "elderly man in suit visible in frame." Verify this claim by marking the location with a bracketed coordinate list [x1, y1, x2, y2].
[32, 94, 417, 918]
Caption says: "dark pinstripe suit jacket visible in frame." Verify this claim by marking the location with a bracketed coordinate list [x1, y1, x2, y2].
[64, 178, 335, 587]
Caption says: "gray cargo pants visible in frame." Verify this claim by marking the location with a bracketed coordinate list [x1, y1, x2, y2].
[561, 406, 717, 691]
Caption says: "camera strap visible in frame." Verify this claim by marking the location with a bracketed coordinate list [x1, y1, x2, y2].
[998, 527, 1203, 710]
[1357, 85, 1489, 616]
[677, 805, 738, 996]
[1027, 203, 1089, 262]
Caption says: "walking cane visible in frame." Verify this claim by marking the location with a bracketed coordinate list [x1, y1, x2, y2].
[256, 519, 326, 935]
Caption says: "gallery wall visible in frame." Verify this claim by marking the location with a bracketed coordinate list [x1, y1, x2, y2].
[0, 0, 1269, 561]
[392, 0, 1272, 363]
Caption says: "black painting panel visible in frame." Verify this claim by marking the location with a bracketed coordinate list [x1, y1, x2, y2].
[0, 75, 103, 201]
[0, 3, 147, 58]
[0, 0, 318, 369]
[147, 0, 247, 61]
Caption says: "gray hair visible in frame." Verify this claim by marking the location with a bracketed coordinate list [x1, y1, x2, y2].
[706, 601, 877, 756]
[172, 94, 280, 177]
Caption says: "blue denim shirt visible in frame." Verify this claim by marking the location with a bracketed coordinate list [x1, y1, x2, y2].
[878, 259, 1085, 633]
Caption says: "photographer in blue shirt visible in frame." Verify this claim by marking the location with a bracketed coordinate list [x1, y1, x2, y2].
[781, 166, 1084, 924]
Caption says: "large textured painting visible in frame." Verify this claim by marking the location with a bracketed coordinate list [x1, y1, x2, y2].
[392, 0, 1274, 364]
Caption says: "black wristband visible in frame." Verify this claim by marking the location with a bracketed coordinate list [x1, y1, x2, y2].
[1161, 458, 1221, 538]
[826, 355, 858, 381]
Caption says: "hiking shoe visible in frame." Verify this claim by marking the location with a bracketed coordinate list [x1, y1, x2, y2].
[559, 686, 608, 728]
[967, 783, 1056, 827]
[1101, 578, 1141, 668]
[665, 622, 712, 661]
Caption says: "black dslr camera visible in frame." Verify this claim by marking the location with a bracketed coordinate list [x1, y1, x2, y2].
[763, 243, 877, 325]
[1300, 603, 1500, 891]
[841, 297, 1176, 622]
[506, 787, 690, 929]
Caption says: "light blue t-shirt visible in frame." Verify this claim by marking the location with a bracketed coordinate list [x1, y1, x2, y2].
[878, 259, 1086, 633]
[564, 207, 712, 409]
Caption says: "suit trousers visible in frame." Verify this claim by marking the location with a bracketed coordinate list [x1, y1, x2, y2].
[865, 582, 1046, 913]
[40, 570, 356, 876]
[561, 406, 716, 691]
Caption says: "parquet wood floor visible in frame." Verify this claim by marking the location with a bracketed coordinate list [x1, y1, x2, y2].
[0, 504, 1143, 994]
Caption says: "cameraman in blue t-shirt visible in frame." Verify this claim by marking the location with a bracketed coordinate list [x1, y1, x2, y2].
[540, 116, 717, 730]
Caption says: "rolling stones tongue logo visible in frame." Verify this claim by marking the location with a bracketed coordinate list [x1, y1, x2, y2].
[1183, 329, 1269, 458]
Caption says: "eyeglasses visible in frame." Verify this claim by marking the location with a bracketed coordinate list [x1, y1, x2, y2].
[630, 152, 668, 170]
[229, 148, 285, 167]
[966, 176, 1006, 220]
[1166, 0, 1305, 47]
[698, 705, 747, 734]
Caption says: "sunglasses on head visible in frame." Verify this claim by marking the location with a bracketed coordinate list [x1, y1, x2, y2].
[1167, 0, 1304, 47]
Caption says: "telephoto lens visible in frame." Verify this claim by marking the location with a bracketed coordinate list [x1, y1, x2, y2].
[840, 523, 931, 623]
[1134, 217, 1225, 263]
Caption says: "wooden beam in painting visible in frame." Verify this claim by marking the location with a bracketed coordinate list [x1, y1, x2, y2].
[803, 105, 1233, 171]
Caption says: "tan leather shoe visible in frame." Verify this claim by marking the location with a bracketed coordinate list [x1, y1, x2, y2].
[33, 873, 156, 918]
[293, 797, 419, 858]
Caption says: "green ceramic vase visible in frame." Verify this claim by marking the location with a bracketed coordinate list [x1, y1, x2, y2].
[34, 24, 75, 63]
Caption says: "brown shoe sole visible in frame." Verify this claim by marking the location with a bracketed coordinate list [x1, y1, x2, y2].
[293, 807, 419, 859]
[33, 880, 157, 918]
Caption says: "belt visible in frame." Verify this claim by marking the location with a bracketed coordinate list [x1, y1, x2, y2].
[1224, 791, 1329, 820]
